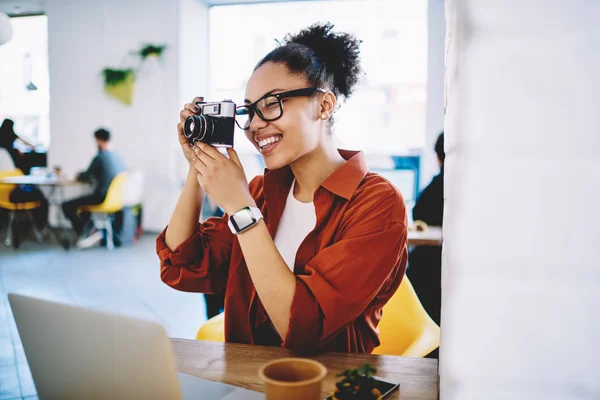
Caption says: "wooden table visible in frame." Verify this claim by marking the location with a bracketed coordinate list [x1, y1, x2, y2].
[408, 227, 443, 246]
[171, 339, 438, 400]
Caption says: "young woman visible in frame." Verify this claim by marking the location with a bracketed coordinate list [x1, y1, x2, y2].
[157, 23, 408, 353]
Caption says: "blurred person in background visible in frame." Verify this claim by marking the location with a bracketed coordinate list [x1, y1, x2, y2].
[0, 118, 36, 171]
[412, 131, 444, 226]
[1, 118, 48, 231]
[62, 128, 126, 248]
[407, 131, 444, 358]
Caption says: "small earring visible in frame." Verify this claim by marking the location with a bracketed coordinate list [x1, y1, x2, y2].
[321, 114, 327, 120]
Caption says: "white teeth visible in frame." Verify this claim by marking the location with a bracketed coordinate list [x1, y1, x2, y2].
[257, 135, 281, 148]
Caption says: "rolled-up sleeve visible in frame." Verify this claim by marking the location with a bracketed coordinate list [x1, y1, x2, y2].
[282, 192, 407, 350]
[156, 215, 233, 294]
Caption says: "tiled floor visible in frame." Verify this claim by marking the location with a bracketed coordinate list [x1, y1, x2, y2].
[0, 233, 208, 400]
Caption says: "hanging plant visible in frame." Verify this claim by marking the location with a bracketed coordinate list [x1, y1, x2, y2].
[102, 68, 135, 87]
[102, 68, 136, 106]
[137, 44, 167, 61]
[100, 42, 167, 106]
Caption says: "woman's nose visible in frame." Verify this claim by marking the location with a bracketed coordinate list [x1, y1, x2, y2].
[250, 113, 268, 132]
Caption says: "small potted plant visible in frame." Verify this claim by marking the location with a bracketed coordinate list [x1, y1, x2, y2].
[102, 68, 135, 105]
[137, 44, 167, 61]
[332, 363, 383, 400]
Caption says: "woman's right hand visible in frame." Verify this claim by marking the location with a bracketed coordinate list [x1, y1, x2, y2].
[178, 97, 203, 164]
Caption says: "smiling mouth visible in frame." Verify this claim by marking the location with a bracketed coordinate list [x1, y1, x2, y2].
[256, 134, 282, 151]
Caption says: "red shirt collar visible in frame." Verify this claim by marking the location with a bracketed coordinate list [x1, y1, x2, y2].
[263, 150, 368, 201]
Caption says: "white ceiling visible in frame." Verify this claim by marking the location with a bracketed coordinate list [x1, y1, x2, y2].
[0, 0, 322, 16]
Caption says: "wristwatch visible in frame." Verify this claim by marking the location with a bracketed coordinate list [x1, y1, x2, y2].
[227, 206, 263, 234]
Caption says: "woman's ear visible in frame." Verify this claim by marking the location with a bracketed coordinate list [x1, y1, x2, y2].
[318, 91, 336, 119]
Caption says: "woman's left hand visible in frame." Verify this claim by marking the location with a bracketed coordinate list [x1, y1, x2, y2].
[191, 143, 256, 215]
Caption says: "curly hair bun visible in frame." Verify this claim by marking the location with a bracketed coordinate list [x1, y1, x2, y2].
[282, 22, 362, 99]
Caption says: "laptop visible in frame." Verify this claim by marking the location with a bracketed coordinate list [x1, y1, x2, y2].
[8, 293, 263, 400]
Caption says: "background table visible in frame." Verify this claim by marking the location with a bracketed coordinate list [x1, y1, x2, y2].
[408, 226, 442, 246]
[0, 175, 81, 187]
[1, 175, 88, 248]
[171, 339, 438, 400]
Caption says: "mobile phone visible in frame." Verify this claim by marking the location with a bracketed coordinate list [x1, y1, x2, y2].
[324, 376, 400, 399]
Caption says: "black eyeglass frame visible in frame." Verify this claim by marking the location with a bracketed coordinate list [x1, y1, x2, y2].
[235, 87, 327, 130]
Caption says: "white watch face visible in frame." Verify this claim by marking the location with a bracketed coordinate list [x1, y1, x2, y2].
[231, 208, 256, 232]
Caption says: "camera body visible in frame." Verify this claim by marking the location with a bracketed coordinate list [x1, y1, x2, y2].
[184, 100, 235, 147]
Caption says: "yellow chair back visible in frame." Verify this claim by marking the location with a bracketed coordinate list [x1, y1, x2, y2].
[79, 172, 127, 213]
[0, 169, 24, 203]
[372, 277, 440, 357]
[195, 277, 440, 357]
[0, 169, 40, 210]
[195, 312, 225, 342]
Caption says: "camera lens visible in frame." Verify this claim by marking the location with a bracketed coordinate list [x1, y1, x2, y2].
[184, 115, 213, 144]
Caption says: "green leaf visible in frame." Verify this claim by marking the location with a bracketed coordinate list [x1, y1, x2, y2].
[333, 363, 379, 399]
[102, 68, 135, 87]
[138, 44, 167, 59]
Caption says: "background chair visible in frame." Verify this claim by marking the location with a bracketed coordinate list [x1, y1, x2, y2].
[122, 169, 145, 240]
[77, 172, 127, 250]
[195, 277, 440, 357]
[195, 312, 225, 342]
[122, 169, 144, 209]
[0, 169, 43, 249]
[372, 277, 440, 357]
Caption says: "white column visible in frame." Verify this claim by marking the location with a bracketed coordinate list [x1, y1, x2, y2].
[47, 0, 209, 231]
[441, 1, 600, 399]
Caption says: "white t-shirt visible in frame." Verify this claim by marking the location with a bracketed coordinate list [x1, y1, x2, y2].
[274, 180, 317, 272]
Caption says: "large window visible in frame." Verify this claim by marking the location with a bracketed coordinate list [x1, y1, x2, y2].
[0, 15, 50, 149]
[208, 0, 427, 155]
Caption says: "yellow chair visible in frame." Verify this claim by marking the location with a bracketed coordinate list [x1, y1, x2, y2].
[77, 171, 127, 250]
[195, 312, 225, 342]
[195, 277, 440, 357]
[0, 169, 43, 248]
[372, 277, 440, 357]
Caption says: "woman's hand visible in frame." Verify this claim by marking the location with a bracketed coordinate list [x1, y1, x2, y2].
[177, 97, 204, 164]
[191, 143, 256, 215]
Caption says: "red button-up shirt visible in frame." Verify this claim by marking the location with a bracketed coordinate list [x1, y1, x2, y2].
[156, 150, 408, 353]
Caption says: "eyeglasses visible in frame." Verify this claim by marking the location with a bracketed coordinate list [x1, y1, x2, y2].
[235, 87, 326, 131]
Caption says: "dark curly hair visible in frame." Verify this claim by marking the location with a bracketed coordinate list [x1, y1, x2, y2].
[255, 22, 363, 125]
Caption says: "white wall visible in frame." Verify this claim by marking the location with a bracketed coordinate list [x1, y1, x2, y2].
[441, 0, 600, 398]
[179, 0, 209, 107]
[177, 0, 210, 181]
[47, 0, 209, 232]
[47, 0, 106, 171]
[422, 0, 446, 189]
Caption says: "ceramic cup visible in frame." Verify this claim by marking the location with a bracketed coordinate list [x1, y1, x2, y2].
[258, 357, 327, 400]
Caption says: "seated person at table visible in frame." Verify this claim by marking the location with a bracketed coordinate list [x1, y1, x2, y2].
[62, 128, 126, 246]
[0, 119, 49, 230]
[407, 132, 444, 329]
[0, 118, 36, 171]
[157, 23, 408, 353]
[412, 132, 444, 227]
